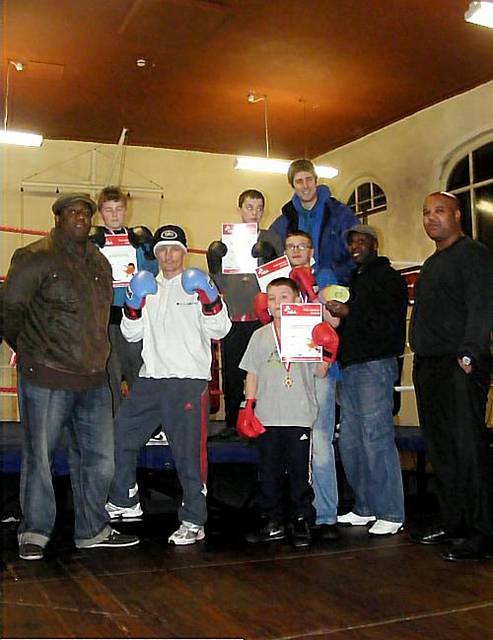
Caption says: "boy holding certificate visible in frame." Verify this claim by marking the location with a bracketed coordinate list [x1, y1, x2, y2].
[239, 277, 337, 549]
[207, 190, 283, 438]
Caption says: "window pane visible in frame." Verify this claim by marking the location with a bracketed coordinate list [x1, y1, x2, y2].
[373, 194, 387, 209]
[473, 142, 493, 183]
[373, 183, 384, 197]
[358, 183, 371, 202]
[447, 156, 469, 190]
[359, 199, 372, 213]
[475, 185, 493, 252]
[455, 191, 472, 237]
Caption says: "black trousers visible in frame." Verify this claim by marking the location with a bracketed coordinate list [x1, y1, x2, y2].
[221, 320, 261, 429]
[256, 426, 315, 523]
[413, 355, 493, 537]
[107, 323, 143, 417]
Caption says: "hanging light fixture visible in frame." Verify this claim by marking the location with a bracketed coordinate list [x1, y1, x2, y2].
[234, 91, 338, 178]
[2, 60, 43, 147]
[465, 1, 493, 28]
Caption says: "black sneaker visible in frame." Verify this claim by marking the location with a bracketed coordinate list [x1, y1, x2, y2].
[291, 517, 311, 549]
[19, 543, 44, 561]
[315, 523, 340, 541]
[81, 529, 140, 549]
[246, 520, 285, 543]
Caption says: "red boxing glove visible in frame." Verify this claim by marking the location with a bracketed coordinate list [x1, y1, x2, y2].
[290, 266, 317, 302]
[312, 322, 339, 364]
[237, 399, 266, 439]
[253, 292, 271, 324]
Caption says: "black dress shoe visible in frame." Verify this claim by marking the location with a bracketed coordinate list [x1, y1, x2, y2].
[291, 517, 311, 549]
[315, 524, 340, 541]
[442, 539, 488, 562]
[411, 527, 454, 545]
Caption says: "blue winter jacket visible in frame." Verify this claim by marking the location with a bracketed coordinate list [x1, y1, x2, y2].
[270, 185, 358, 284]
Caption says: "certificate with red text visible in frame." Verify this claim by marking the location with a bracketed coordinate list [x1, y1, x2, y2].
[221, 222, 258, 274]
[280, 303, 323, 362]
[100, 233, 138, 287]
[255, 255, 291, 292]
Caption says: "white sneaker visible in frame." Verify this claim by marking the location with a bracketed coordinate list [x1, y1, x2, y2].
[368, 519, 403, 536]
[105, 501, 143, 520]
[337, 511, 376, 526]
[168, 521, 205, 546]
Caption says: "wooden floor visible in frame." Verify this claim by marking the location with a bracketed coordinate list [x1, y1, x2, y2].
[3, 492, 493, 640]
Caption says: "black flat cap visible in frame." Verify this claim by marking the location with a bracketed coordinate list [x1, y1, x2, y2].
[52, 193, 97, 216]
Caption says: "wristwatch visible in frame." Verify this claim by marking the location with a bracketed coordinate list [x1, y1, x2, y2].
[461, 356, 472, 366]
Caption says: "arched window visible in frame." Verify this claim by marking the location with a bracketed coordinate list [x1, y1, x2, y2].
[446, 141, 493, 251]
[347, 181, 387, 222]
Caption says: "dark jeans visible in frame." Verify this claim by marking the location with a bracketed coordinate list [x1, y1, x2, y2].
[109, 377, 209, 526]
[221, 320, 261, 429]
[256, 426, 315, 523]
[107, 323, 143, 417]
[414, 355, 493, 537]
[17, 375, 114, 548]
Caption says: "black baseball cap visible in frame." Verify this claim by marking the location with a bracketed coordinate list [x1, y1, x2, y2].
[153, 225, 188, 255]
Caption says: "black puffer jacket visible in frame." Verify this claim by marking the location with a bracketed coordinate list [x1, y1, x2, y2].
[3, 228, 113, 377]
[338, 256, 408, 368]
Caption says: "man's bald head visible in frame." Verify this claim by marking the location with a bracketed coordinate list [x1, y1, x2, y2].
[426, 191, 460, 209]
[422, 191, 463, 250]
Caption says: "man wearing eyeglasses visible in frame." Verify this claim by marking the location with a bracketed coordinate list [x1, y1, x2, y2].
[270, 159, 358, 285]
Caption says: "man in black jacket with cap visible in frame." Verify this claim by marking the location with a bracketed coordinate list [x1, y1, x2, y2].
[3, 193, 139, 561]
[327, 224, 407, 537]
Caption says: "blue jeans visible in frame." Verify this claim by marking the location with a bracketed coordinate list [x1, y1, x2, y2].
[17, 375, 114, 548]
[339, 358, 404, 523]
[312, 375, 338, 524]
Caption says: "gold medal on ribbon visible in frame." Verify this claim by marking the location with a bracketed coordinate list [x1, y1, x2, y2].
[273, 323, 294, 389]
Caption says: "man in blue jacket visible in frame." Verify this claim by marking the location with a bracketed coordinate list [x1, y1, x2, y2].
[270, 159, 358, 285]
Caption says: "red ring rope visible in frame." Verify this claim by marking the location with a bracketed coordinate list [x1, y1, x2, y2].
[0, 225, 206, 280]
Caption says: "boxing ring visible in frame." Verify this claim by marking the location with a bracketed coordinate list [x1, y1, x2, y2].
[1, 221, 431, 491]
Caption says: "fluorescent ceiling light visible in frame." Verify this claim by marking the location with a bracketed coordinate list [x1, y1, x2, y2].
[465, 1, 493, 27]
[0, 130, 43, 147]
[234, 156, 338, 179]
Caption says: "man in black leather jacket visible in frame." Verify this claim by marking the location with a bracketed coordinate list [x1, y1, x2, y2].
[3, 193, 138, 560]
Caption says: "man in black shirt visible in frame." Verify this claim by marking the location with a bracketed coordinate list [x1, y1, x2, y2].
[410, 191, 493, 561]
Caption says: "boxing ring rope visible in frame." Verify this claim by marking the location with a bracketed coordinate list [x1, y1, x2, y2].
[0, 225, 49, 237]
[0, 224, 206, 281]
[1, 223, 416, 404]
[0, 224, 208, 407]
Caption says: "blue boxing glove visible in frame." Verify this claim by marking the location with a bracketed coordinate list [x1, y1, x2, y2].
[124, 271, 158, 319]
[181, 268, 223, 316]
